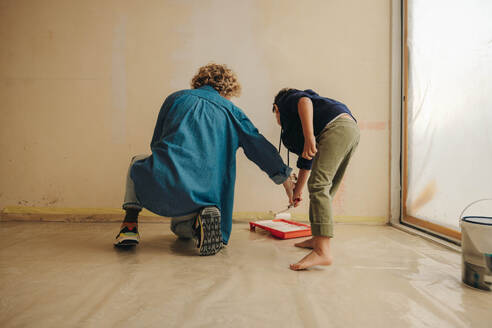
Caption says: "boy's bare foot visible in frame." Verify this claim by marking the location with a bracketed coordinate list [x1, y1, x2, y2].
[290, 249, 332, 271]
[294, 237, 315, 249]
[290, 236, 333, 270]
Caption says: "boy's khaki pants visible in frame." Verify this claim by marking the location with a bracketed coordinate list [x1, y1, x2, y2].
[308, 117, 360, 238]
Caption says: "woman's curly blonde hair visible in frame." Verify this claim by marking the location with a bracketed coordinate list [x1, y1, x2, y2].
[191, 63, 241, 98]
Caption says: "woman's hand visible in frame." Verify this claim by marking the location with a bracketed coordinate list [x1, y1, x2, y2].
[302, 135, 317, 160]
[282, 178, 295, 205]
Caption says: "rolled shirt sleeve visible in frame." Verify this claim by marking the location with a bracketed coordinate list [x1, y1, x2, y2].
[296, 156, 313, 170]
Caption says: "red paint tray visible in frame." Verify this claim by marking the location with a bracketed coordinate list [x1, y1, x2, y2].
[249, 219, 312, 239]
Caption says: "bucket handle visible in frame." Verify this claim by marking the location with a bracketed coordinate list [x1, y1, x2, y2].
[459, 198, 492, 222]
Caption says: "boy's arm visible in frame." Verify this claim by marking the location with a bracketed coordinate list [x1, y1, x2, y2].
[298, 97, 317, 160]
[293, 97, 317, 206]
[293, 169, 309, 207]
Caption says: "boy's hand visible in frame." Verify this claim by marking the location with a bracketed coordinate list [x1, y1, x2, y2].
[293, 184, 302, 207]
[293, 169, 309, 207]
[302, 135, 317, 160]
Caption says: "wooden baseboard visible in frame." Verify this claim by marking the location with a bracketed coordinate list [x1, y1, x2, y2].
[0, 206, 388, 225]
[0, 206, 163, 223]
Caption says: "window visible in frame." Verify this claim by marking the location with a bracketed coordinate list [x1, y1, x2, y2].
[402, 0, 492, 241]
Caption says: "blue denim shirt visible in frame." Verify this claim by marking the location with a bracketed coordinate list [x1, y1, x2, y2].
[131, 86, 292, 244]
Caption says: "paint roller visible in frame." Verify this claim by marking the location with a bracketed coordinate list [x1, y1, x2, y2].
[268, 173, 300, 219]
[269, 204, 294, 220]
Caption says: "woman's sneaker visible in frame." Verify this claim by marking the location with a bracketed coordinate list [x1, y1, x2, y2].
[194, 207, 222, 256]
[114, 222, 140, 247]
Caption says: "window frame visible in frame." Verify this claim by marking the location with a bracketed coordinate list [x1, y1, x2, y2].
[399, 0, 461, 242]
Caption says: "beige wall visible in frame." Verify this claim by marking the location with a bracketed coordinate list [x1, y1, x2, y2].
[0, 0, 390, 221]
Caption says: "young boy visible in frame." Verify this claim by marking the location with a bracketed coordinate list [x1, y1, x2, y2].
[272, 88, 360, 270]
[114, 64, 295, 255]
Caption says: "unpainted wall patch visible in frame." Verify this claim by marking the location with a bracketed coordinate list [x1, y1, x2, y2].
[359, 121, 387, 131]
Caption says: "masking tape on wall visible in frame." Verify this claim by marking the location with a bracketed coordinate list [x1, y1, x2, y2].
[0, 206, 387, 224]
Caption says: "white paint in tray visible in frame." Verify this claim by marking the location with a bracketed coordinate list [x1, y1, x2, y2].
[253, 220, 307, 233]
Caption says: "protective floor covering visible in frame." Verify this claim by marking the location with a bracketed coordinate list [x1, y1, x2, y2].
[1, 222, 491, 328]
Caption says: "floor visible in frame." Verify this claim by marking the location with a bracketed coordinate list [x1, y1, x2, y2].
[0, 222, 491, 328]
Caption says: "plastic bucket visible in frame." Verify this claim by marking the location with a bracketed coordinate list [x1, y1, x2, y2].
[460, 199, 492, 291]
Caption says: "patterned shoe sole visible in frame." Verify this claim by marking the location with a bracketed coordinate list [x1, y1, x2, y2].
[114, 233, 140, 247]
[197, 207, 223, 256]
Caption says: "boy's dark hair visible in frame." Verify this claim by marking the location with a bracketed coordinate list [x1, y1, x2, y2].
[272, 88, 295, 112]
